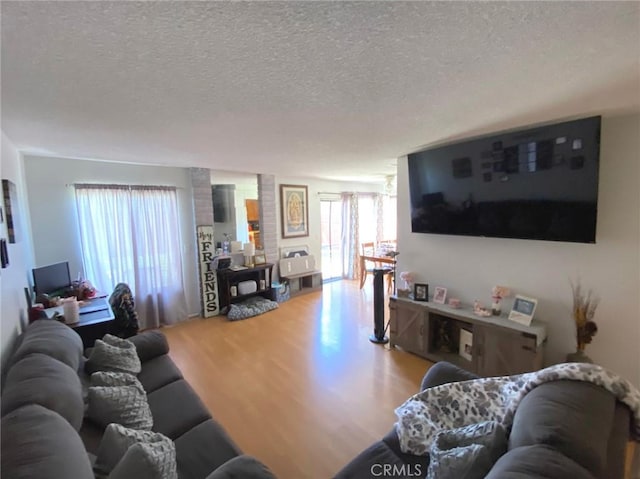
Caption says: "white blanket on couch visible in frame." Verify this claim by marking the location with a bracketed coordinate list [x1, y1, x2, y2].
[394, 362, 640, 456]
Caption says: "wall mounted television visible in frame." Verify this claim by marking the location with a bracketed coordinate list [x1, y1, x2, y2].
[408, 116, 601, 243]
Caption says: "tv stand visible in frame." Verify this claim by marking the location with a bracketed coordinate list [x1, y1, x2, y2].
[389, 296, 547, 376]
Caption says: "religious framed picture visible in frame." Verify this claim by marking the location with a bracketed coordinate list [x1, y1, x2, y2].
[280, 184, 309, 238]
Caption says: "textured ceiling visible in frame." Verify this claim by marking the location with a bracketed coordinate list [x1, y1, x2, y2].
[2, 1, 639, 183]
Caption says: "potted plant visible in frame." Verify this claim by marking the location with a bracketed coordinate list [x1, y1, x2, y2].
[567, 280, 599, 363]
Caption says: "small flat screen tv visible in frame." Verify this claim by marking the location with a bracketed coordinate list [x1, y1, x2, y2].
[33, 261, 71, 295]
[408, 116, 601, 243]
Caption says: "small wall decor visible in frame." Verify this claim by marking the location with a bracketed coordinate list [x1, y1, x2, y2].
[508, 295, 538, 326]
[414, 283, 429, 302]
[2, 179, 19, 243]
[1, 238, 9, 268]
[433, 286, 447, 304]
[280, 184, 309, 238]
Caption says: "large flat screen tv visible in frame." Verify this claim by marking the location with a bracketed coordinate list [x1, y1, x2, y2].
[408, 116, 601, 243]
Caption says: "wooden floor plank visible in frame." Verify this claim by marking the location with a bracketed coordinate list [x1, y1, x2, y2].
[162, 279, 432, 478]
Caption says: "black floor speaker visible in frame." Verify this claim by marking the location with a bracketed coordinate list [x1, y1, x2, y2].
[369, 268, 389, 344]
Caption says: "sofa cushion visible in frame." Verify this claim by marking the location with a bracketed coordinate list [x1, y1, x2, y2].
[10, 319, 83, 372]
[147, 379, 211, 439]
[95, 423, 176, 477]
[509, 380, 615, 476]
[1, 404, 94, 479]
[85, 336, 141, 375]
[1, 353, 84, 430]
[205, 455, 277, 479]
[129, 330, 170, 362]
[420, 361, 479, 391]
[485, 445, 596, 479]
[334, 437, 427, 479]
[174, 419, 242, 479]
[88, 384, 153, 430]
[138, 354, 184, 393]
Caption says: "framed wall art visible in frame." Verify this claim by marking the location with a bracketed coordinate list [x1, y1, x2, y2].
[280, 184, 309, 238]
[2, 179, 19, 243]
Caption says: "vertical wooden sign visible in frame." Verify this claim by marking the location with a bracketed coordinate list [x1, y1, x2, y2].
[197, 225, 219, 317]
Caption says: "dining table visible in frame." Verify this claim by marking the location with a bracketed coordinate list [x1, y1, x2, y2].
[359, 253, 397, 290]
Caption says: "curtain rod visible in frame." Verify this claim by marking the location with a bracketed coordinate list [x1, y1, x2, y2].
[316, 191, 379, 195]
[69, 183, 180, 191]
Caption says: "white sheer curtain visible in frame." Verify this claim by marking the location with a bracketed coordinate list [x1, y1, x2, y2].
[75, 185, 188, 329]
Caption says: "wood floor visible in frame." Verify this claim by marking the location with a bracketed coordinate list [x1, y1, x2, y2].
[162, 279, 432, 479]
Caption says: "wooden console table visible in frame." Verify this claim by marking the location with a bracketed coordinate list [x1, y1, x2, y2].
[389, 296, 547, 376]
[216, 264, 274, 310]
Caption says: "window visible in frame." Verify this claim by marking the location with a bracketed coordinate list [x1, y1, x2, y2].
[74, 185, 187, 328]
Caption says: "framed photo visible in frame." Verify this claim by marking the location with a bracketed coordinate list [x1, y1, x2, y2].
[508, 294, 538, 326]
[280, 184, 309, 238]
[458, 328, 473, 361]
[254, 252, 267, 265]
[433, 286, 447, 304]
[414, 283, 429, 302]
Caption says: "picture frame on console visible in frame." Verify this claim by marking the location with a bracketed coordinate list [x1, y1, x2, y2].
[433, 286, 447, 304]
[280, 184, 309, 238]
[508, 294, 538, 326]
[254, 252, 266, 265]
[414, 283, 429, 302]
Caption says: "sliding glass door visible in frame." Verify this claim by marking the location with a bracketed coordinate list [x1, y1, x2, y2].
[320, 200, 343, 281]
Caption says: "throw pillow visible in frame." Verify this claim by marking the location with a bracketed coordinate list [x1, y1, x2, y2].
[95, 423, 174, 477]
[88, 385, 153, 430]
[85, 336, 141, 375]
[427, 421, 508, 479]
[109, 441, 177, 479]
[91, 371, 142, 388]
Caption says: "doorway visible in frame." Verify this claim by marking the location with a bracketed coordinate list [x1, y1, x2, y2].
[320, 199, 343, 281]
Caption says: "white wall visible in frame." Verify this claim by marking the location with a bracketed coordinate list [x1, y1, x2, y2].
[275, 176, 384, 264]
[1, 132, 34, 369]
[23, 156, 200, 316]
[396, 113, 640, 386]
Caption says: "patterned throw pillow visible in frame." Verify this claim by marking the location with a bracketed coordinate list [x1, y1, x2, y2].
[87, 384, 153, 430]
[85, 335, 141, 375]
[94, 423, 175, 478]
[109, 441, 177, 479]
[426, 421, 508, 479]
[91, 371, 141, 388]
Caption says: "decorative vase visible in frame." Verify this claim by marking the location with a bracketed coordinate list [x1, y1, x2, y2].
[491, 297, 501, 316]
[565, 349, 593, 363]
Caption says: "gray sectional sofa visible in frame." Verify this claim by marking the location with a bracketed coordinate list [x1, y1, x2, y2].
[1, 319, 275, 479]
[334, 361, 634, 478]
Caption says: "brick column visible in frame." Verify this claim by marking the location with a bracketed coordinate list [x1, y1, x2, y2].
[258, 174, 279, 281]
[190, 168, 219, 316]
